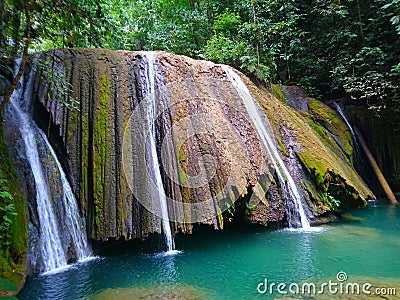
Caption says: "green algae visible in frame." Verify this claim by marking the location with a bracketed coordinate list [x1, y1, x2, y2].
[239, 72, 371, 210]
[93, 74, 110, 232]
[272, 84, 286, 104]
[0, 121, 27, 289]
[308, 99, 353, 161]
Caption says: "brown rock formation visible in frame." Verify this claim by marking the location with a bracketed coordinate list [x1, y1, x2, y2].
[19, 48, 372, 241]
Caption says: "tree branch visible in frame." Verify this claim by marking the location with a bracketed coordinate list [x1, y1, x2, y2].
[0, 2, 31, 113]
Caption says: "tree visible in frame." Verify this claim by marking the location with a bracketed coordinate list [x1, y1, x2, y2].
[0, 0, 31, 113]
[1, 0, 399, 115]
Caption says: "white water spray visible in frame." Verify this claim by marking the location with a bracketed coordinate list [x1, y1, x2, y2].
[334, 102, 356, 139]
[38, 130, 91, 260]
[8, 61, 92, 273]
[144, 53, 176, 253]
[222, 65, 312, 230]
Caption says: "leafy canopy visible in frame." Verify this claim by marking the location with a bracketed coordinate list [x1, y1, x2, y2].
[0, 0, 399, 115]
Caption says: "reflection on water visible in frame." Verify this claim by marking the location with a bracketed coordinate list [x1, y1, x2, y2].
[26, 258, 100, 300]
[19, 205, 400, 300]
[290, 230, 319, 280]
[146, 250, 181, 284]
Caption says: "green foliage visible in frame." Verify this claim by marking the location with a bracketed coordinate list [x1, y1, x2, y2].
[0, 277, 18, 292]
[213, 10, 241, 35]
[33, 54, 79, 111]
[224, 201, 235, 222]
[0, 203, 17, 248]
[331, 46, 397, 111]
[285, 0, 400, 115]
[203, 33, 245, 66]
[383, 0, 400, 34]
[1, 0, 397, 118]
[245, 200, 257, 218]
[0, 121, 27, 288]
[0, 277, 19, 298]
[325, 193, 341, 209]
[203, 3, 280, 81]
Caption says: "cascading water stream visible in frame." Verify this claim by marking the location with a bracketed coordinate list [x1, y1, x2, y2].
[334, 102, 356, 140]
[144, 53, 176, 253]
[222, 65, 311, 230]
[7, 61, 92, 273]
[38, 130, 91, 260]
[333, 102, 364, 171]
[334, 102, 397, 204]
[9, 70, 67, 272]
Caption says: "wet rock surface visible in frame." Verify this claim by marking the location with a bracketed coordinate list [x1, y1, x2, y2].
[7, 49, 372, 243]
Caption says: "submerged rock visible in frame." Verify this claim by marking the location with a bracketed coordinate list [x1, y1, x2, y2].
[6, 48, 372, 245]
[86, 284, 213, 300]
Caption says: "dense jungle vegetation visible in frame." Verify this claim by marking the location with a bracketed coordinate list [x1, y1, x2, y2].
[1, 0, 399, 114]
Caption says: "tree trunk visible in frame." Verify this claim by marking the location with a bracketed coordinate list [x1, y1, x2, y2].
[354, 127, 398, 204]
[0, 2, 30, 113]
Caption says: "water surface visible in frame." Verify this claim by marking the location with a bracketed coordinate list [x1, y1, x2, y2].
[19, 203, 400, 299]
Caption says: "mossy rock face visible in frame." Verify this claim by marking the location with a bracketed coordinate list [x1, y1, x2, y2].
[23, 48, 372, 242]
[308, 99, 353, 161]
[244, 79, 372, 217]
[281, 86, 353, 163]
[272, 84, 286, 104]
[0, 122, 28, 292]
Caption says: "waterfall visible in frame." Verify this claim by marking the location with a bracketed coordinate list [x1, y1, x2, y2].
[334, 102, 356, 140]
[222, 65, 312, 230]
[38, 130, 91, 260]
[333, 102, 363, 169]
[144, 53, 176, 252]
[333, 102, 398, 203]
[8, 62, 91, 273]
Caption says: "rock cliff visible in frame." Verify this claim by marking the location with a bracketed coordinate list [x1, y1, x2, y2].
[9, 49, 372, 242]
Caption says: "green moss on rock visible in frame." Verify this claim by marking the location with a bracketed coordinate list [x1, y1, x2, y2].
[93, 74, 110, 232]
[277, 139, 288, 156]
[0, 121, 28, 290]
[238, 72, 371, 211]
[272, 84, 286, 103]
[308, 99, 353, 161]
[297, 152, 328, 189]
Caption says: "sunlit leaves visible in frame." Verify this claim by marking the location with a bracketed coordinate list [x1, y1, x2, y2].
[1, 0, 399, 115]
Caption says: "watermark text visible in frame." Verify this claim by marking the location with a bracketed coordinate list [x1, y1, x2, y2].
[257, 272, 397, 296]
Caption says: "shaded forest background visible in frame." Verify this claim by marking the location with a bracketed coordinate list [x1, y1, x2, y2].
[0, 0, 400, 116]
[1, 0, 399, 116]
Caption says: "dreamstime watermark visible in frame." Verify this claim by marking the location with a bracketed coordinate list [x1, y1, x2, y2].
[257, 272, 397, 296]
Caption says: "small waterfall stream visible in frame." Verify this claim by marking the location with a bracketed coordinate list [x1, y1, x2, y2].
[144, 53, 176, 252]
[334, 102, 356, 140]
[222, 65, 311, 230]
[39, 130, 91, 260]
[333, 102, 364, 171]
[10, 110, 67, 272]
[8, 62, 92, 273]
